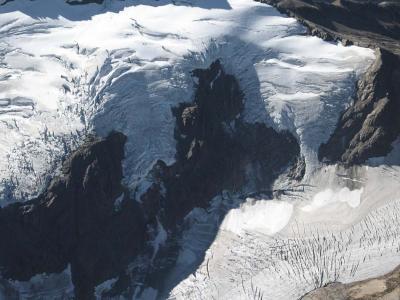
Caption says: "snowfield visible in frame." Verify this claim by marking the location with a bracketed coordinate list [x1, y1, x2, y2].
[0, 0, 373, 203]
[1, 0, 399, 300]
[167, 163, 400, 300]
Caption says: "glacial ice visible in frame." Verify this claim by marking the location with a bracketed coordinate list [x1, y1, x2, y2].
[1, 1, 398, 300]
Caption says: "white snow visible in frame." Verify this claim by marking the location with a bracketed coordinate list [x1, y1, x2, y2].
[152, 218, 168, 260]
[221, 199, 293, 235]
[168, 165, 400, 300]
[0, 0, 374, 203]
[113, 192, 124, 211]
[301, 187, 363, 212]
[4, 265, 74, 299]
[94, 277, 118, 299]
[1, 1, 397, 300]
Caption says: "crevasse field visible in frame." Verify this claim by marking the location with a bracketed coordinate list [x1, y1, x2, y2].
[0, 0, 399, 299]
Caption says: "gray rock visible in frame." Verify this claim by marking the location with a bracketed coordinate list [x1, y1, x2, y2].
[0, 132, 146, 299]
[302, 265, 400, 300]
[0, 61, 302, 299]
[319, 49, 400, 165]
[258, 0, 400, 165]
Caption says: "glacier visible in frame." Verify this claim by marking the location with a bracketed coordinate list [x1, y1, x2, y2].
[167, 163, 400, 299]
[1, 0, 399, 299]
[0, 0, 374, 203]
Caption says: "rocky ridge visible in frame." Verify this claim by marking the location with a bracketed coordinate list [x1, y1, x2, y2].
[319, 49, 400, 164]
[258, 0, 400, 165]
[301, 265, 400, 300]
[256, 0, 400, 297]
[0, 61, 301, 299]
[0, 132, 147, 299]
[257, 0, 400, 54]
[111, 60, 301, 298]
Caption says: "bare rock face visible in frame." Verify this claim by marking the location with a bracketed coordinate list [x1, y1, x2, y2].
[0, 132, 147, 299]
[319, 49, 400, 165]
[301, 265, 400, 300]
[0, 61, 301, 299]
[258, 0, 400, 55]
[140, 60, 301, 230]
[122, 60, 302, 297]
[258, 0, 400, 165]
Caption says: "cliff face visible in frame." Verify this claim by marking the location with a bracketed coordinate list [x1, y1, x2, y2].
[0, 132, 147, 299]
[140, 60, 300, 228]
[0, 61, 301, 299]
[258, 0, 400, 54]
[133, 60, 301, 296]
[259, 0, 400, 165]
[319, 49, 400, 164]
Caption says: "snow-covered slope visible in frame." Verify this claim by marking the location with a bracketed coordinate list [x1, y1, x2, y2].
[0, 0, 373, 204]
[168, 162, 400, 299]
[2, 1, 398, 300]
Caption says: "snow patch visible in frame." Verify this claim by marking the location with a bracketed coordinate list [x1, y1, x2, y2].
[94, 277, 118, 298]
[113, 192, 124, 212]
[302, 187, 363, 212]
[221, 199, 293, 235]
[151, 219, 167, 260]
[133, 178, 153, 203]
[6, 265, 74, 299]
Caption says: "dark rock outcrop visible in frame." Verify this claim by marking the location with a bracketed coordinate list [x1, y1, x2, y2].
[258, 0, 400, 55]
[130, 60, 301, 296]
[0, 61, 301, 299]
[139, 60, 300, 231]
[319, 49, 400, 164]
[258, 0, 400, 165]
[0, 132, 146, 299]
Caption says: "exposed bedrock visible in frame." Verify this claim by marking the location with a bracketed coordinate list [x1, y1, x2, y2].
[129, 60, 301, 297]
[0, 60, 301, 299]
[319, 49, 400, 165]
[301, 265, 400, 300]
[258, 0, 400, 165]
[145, 60, 301, 228]
[0, 132, 147, 299]
[257, 0, 400, 54]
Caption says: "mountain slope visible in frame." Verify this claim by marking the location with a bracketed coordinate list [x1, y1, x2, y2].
[259, 0, 400, 165]
[0, 1, 398, 299]
[0, 0, 374, 204]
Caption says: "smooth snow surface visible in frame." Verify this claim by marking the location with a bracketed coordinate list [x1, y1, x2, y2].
[221, 199, 293, 235]
[0, 0, 373, 203]
[301, 187, 363, 211]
